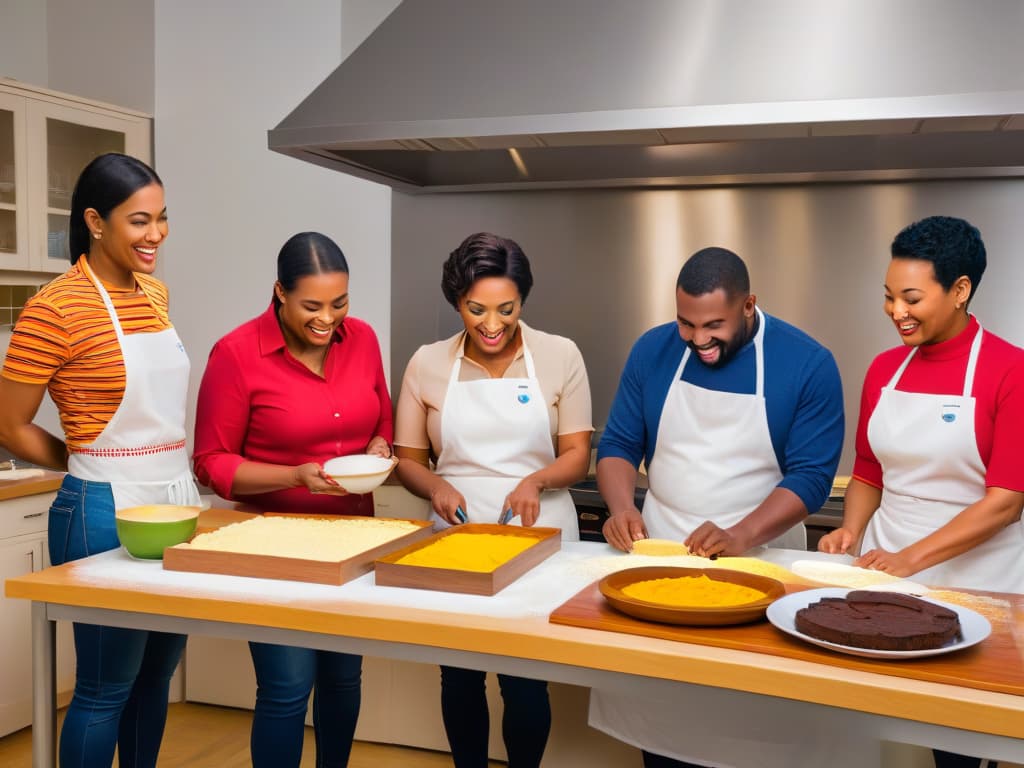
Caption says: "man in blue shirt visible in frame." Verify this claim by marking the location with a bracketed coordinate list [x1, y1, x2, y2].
[599, 246, 844, 557]
[591, 247, 845, 768]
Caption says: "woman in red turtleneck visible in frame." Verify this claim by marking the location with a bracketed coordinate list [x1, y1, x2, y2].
[820, 215, 1024, 768]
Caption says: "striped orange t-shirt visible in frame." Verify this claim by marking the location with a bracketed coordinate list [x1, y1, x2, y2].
[2, 257, 172, 449]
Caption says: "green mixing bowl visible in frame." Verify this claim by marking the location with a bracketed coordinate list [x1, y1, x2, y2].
[115, 504, 200, 559]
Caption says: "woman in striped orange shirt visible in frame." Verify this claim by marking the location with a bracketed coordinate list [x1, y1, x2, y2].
[0, 153, 200, 768]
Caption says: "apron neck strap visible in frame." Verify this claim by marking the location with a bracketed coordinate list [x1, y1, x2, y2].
[79, 256, 125, 344]
[450, 325, 536, 383]
[885, 319, 983, 397]
[962, 320, 983, 397]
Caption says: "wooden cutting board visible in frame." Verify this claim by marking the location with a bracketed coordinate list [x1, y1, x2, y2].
[549, 581, 1024, 696]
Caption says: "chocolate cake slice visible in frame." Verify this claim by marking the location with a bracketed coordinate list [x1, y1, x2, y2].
[795, 590, 961, 651]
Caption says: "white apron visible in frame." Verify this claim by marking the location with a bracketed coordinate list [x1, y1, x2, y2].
[433, 333, 578, 540]
[863, 325, 1024, 593]
[590, 309, 862, 768]
[67, 258, 200, 511]
[642, 308, 805, 550]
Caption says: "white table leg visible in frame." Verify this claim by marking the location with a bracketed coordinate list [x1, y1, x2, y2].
[31, 602, 56, 768]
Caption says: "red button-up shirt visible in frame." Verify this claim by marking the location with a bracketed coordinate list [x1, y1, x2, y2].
[193, 303, 393, 515]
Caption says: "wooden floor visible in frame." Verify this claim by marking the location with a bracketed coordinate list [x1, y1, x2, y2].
[3, 703, 1021, 767]
[0, 702, 503, 767]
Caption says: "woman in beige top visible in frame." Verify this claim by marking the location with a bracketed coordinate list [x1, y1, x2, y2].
[395, 232, 592, 768]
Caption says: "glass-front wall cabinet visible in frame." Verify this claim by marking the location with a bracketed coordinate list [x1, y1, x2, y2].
[0, 110, 16, 254]
[0, 91, 26, 272]
[44, 118, 124, 266]
[0, 80, 150, 275]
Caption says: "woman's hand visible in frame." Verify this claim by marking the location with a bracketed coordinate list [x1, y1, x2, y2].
[366, 436, 392, 458]
[855, 547, 917, 578]
[502, 478, 544, 527]
[430, 480, 467, 525]
[817, 526, 859, 555]
[295, 462, 349, 496]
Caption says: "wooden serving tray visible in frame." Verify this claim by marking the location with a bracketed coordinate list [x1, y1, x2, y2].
[550, 581, 1024, 696]
[374, 523, 561, 596]
[163, 514, 434, 586]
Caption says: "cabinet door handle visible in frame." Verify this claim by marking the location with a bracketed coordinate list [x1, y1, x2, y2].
[23, 512, 44, 519]
[28, 549, 34, 571]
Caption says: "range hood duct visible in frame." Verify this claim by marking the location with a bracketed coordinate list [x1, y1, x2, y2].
[269, 0, 1024, 192]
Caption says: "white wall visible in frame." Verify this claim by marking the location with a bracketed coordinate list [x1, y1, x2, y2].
[0, 0, 48, 85]
[45, 0, 155, 113]
[153, 0, 395, 448]
[0, 0, 154, 113]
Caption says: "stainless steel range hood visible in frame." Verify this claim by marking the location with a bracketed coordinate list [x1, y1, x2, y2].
[269, 0, 1024, 192]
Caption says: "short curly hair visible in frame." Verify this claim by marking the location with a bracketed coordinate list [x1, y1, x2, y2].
[441, 232, 533, 309]
[891, 216, 986, 303]
[676, 247, 750, 301]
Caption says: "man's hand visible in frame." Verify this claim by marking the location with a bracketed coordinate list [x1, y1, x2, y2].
[685, 521, 751, 559]
[602, 508, 647, 552]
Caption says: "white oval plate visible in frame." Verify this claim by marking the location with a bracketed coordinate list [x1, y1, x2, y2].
[766, 587, 992, 659]
[790, 559, 928, 594]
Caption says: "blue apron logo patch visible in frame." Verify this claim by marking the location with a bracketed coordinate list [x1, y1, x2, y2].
[941, 404, 959, 423]
[518, 393, 531, 404]
[517, 384, 531, 404]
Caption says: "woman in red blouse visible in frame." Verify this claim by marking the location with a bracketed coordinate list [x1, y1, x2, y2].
[193, 231, 392, 768]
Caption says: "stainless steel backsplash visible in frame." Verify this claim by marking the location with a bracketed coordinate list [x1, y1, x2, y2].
[391, 178, 1024, 474]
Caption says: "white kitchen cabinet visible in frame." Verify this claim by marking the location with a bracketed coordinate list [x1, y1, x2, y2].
[0, 492, 75, 738]
[0, 78, 150, 277]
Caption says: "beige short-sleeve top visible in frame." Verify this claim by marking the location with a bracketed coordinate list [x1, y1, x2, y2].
[394, 321, 593, 457]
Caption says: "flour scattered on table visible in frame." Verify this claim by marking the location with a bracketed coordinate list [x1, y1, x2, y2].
[923, 590, 1013, 627]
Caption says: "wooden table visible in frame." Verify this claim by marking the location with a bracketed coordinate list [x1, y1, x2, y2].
[6, 512, 1024, 768]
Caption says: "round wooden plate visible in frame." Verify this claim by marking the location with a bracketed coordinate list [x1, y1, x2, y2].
[599, 566, 786, 626]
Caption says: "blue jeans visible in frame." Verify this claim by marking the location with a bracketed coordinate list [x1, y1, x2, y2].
[439, 665, 551, 768]
[249, 642, 362, 768]
[48, 475, 186, 768]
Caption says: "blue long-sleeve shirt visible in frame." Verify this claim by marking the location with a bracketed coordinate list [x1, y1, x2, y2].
[598, 313, 844, 515]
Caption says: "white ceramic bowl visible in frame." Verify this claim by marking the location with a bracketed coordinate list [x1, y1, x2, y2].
[322, 454, 397, 494]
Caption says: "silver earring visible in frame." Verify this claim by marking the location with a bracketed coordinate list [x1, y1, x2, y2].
[93, 232, 102, 240]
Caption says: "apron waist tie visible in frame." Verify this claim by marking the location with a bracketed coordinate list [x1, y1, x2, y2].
[69, 439, 187, 458]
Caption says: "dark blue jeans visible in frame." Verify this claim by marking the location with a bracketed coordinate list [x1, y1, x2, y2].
[439, 665, 551, 768]
[48, 475, 186, 768]
[248, 642, 362, 768]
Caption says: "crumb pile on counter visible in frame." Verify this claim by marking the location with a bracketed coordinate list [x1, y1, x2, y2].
[396, 532, 535, 572]
[187, 516, 420, 561]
